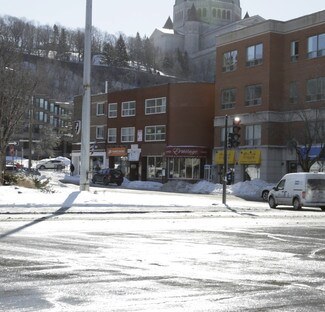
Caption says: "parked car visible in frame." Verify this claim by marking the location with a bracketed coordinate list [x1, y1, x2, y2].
[92, 168, 124, 186]
[268, 172, 325, 211]
[36, 160, 65, 170]
[261, 186, 275, 201]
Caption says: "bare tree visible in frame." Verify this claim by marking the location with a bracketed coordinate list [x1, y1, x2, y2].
[0, 33, 37, 184]
[289, 109, 325, 172]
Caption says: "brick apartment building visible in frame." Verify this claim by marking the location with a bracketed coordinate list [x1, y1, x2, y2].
[72, 83, 215, 181]
[214, 10, 325, 183]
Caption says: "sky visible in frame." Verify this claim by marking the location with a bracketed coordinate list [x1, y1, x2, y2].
[0, 0, 324, 37]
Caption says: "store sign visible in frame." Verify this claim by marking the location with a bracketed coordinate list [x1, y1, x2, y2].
[215, 150, 236, 165]
[107, 147, 127, 157]
[165, 146, 208, 158]
[239, 149, 261, 165]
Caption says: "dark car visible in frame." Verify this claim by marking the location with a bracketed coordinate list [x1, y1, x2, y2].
[92, 168, 123, 186]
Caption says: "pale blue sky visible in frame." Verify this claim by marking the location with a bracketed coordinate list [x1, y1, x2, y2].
[0, 0, 324, 37]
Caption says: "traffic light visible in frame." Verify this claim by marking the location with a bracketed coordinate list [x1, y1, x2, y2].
[228, 133, 235, 148]
[232, 117, 241, 147]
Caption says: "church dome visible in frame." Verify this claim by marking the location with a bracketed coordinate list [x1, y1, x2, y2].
[173, 0, 242, 32]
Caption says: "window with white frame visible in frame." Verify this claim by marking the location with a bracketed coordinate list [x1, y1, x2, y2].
[145, 97, 166, 115]
[221, 88, 236, 109]
[306, 77, 325, 102]
[107, 128, 117, 143]
[245, 125, 261, 146]
[108, 103, 117, 118]
[96, 126, 105, 139]
[145, 125, 166, 142]
[222, 50, 237, 72]
[122, 101, 136, 117]
[220, 126, 233, 146]
[245, 84, 262, 106]
[246, 43, 263, 66]
[307, 33, 325, 59]
[121, 127, 135, 142]
[96, 102, 105, 115]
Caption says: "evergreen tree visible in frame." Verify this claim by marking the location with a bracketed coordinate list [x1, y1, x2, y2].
[115, 34, 129, 67]
[101, 41, 116, 66]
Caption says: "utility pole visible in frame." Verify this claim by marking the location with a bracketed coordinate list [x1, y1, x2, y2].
[222, 115, 228, 205]
[80, 0, 92, 191]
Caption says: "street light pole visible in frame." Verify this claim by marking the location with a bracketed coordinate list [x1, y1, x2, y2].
[222, 115, 228, 205]
[80, 0, 92, 191]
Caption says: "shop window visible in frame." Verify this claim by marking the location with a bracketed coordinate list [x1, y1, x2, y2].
[145, 97, 166, 115]
[121, 101, 136, 117]
[147, 156, 164, 179]
[246, 43, 263, 67]
[167, 158, 202, 180]
[108, 103, 117, 118]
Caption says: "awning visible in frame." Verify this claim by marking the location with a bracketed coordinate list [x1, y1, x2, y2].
[165, 146, 208, 158]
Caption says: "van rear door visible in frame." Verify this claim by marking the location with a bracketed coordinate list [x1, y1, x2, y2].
[306, 178, 325, 204]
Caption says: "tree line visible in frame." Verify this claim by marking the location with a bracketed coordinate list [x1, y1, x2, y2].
[0, 15, 190, 77]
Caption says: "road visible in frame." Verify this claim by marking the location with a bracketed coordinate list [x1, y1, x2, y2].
[0, 196, 325, 311]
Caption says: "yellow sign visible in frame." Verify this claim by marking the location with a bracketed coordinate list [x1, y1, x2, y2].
[239, 149, 261, 165]
[215, 150, 236, 165]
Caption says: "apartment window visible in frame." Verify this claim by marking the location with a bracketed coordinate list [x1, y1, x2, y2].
[220, 126, 233, 146]
[145, 97, 166, 115]
[246, 43, 263, 66]
[121, 127, 135, 142]
[289, 81, 299, 104]
[39, 98, 44, 108]
[222, 50, 237, 72]
[108, 103, 117, 118]
[290, 41, 299, 62]
[122, 101, 136, 117]
[96, 126, 105, 139]
[307, 33, 325, 59]
[145, 125, 166, 142]
[306, 77, 325, 102]
[245, 125, 261, 146]
[96, 102, 105, 116]
[245, 84, 262, 106]
[221, 88, 236, 109]
[107, 128, 117, 143]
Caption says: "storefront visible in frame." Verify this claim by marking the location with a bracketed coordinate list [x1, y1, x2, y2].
[239, 149, 261, 181]
[165, 146, 209, 181]
[215, 149, 261, 183]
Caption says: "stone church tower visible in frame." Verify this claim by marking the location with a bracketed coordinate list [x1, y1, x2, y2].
[150, 0, 263, 81]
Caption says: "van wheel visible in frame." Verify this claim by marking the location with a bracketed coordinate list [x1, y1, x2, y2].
[320, 206, 325, 211]
[293, 198, 302, 210]
[268, 196, 277, 209]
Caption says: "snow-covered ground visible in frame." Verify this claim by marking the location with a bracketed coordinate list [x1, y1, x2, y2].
[0, 163, 274, 210]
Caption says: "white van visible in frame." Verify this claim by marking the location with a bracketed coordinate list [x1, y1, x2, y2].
[268, 172, 325, 211]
